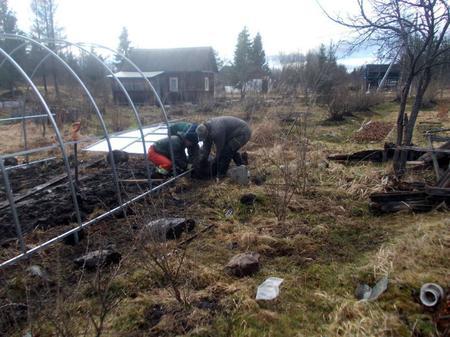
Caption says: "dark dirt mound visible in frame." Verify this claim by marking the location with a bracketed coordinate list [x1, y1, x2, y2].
[0, 158, 157, 244]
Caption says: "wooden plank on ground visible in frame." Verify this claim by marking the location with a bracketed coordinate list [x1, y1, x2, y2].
[119, 179, 164, 184]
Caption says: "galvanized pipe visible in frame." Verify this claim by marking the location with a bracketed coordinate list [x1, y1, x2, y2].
[0, 169, 192, 269]
[1, 34, 125, 211]
[0, 46, 83, 240]
[1, 141, 79, 159]
[43, 39, 154, 188]
[0, 36, 191, 270]
[0, 158, 26, 253]
[0, 114, 53, 123]
[0, 41, 27, 69]
[30, 40, 175, 180]
[81, 42, 177, 177]
[21, 114, 29, 163]
[4, 157, 56, 171]
[0, 41, 42, 166]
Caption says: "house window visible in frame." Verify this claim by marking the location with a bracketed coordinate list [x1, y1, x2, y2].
[204, 77, 209, 91]
[169, 77, 178, 92]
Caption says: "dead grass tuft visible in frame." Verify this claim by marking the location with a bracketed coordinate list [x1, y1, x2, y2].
[325, 215, 448, 337]
[250, 119, 282, 147]
[327, 161, 388, 198]
[328, 300, 405, 337]
[360, 216, 449, 284]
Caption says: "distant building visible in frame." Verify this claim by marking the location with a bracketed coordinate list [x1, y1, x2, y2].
[111, 47, 218, 105]
[363, 64, 401, 90]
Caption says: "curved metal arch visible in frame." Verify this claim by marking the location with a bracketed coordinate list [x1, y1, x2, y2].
[44, 39, 158, 183]
[4, 39, 177, 179]
[1, 34, 125, 212]
[0, 46, 83, 241]
[0, 42, 28, 69]
[79, 42, 177, 176]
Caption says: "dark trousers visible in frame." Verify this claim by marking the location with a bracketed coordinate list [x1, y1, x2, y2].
[217, 127, 251, 176]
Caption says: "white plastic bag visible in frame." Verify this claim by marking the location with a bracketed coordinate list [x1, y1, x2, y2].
[256, 277, 284, 300]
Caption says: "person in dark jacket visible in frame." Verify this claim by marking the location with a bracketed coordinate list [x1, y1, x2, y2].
[147, 132, 198, 174]
[196, 116, 251, 177]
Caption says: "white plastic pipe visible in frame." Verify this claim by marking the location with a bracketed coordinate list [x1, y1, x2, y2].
[420, 283, 444, 307]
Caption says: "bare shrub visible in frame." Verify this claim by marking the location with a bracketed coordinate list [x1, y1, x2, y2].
[251, 119, 282, 146]
[110, 107, 131, 132]
[242, 94, 265, 121]
[32, 250, 125, 337]
[131, 201, 192, 307]
[259, 110, 311, 221]
[196, 100, 215, 114]
[437, 103, 449, 121]
[327, 89, 383, 121]
[139, 238, 190, 306]
[85, 265, 125, 337]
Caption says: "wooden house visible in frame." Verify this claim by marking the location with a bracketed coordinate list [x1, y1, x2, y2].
[364, 64, 401, 90]
[111, 47, 218, 105]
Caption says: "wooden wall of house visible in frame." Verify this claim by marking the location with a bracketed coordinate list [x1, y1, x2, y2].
[158, 71, 215, 105]
[111, 77, 161, 105]
[111, 71, 215, 106]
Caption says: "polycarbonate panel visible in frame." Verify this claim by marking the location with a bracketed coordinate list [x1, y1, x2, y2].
[84, 124, 169, 154]
[121, 141, 153, 154]
[144, 134, 167, 142]
[85, 137, 139, 152]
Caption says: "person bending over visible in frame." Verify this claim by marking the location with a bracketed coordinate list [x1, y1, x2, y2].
[196, 116, 251, 177]
[147, 132, 198, 175]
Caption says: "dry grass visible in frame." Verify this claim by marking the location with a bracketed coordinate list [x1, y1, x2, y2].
[0, 121, 56, 153]
[326, 215, 449, 337]
[1, 93, 449, 337]
[328, 300, 406, 337]
[248, 119, 283, 148]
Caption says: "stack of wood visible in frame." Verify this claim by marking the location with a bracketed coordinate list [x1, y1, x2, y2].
[369, 142, 450, 214]
[327, 143, 424, 163]
[369, 184, 450, 214]
[329, 139, 450, 214]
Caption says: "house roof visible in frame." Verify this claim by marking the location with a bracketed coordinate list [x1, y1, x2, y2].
[107, 71, 164, 79]
[122, 47, 218, 73]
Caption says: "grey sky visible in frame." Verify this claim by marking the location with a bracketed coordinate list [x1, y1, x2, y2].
[9, 0, 375, 68]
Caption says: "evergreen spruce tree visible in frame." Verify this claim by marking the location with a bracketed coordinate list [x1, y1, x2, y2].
[250, 32, 269, 77]
[0, 1, 26, 93]
[232, 26, 253, 98]
[114, 27, 131, 71]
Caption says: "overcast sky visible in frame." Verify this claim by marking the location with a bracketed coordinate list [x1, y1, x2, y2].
[9, 0, 375, 68]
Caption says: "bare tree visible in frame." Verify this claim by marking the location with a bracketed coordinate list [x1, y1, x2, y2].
[31, 0, 62, 98]
[322, 0, 450, 175]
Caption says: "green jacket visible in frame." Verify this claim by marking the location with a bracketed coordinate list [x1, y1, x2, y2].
[154, 135, 188, 170]
[169, 122, 193, 136]
[169, 122, 200, 165]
